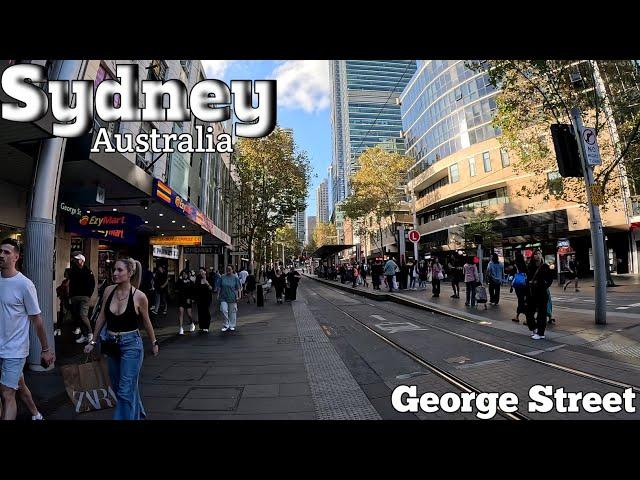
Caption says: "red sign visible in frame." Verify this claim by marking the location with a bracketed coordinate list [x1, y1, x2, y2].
[408, 230, 420, 243]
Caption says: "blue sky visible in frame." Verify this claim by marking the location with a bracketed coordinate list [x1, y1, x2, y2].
[202, 60, 331, 221]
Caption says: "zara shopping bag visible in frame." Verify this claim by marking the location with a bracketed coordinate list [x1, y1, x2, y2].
[59, 356, 117, 414]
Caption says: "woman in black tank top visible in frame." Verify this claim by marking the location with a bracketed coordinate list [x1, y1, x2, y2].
[85, 258, 159, 420]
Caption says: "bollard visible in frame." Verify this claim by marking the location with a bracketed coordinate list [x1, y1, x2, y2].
[257, 284, 264, 307]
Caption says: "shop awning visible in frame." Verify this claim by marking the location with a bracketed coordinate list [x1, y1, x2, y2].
[311, 244, 354, 259]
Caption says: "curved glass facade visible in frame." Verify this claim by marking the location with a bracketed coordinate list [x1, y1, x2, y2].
[400, 60, 501, 180]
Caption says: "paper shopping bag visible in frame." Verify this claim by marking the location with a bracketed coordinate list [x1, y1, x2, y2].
[60, 357, 117, 414]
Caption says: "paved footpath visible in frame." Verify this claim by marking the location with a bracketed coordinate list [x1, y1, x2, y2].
[33, 287, 384, 420]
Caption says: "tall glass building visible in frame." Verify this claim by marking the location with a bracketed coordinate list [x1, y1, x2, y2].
[329, 60, 417, 214]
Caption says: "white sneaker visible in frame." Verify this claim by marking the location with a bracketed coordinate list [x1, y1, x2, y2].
[54, 329, 62, 336]
[73, 328, 81, 335]
[221, 326, 229, 332]
[202, 329, 209, 333]
[230, 327, 235, 332]
[75, 335, 88, 344]
[531, 334, 545, 340]
[31, 412, 44, 420]
[179, 327, 184, 335]
[190, 323, 196, 333]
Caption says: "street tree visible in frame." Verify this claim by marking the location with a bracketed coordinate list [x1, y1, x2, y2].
[340, 147, 413, 255]
[273, 224, 301, 262]
[460, 206, 500, 249]
[313, 222, 337, 247]
[468, 60, 640, 285]
[227, 127, 311, 272]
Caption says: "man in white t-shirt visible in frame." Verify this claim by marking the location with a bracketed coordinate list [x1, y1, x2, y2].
[0, 238, 54, 420]
[237, 267, 249, 299]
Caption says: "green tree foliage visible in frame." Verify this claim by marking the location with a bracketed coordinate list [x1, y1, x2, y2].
[468, 60, 640, 209]
[226, 127, 311, 269]
[340, 147, 413, 253]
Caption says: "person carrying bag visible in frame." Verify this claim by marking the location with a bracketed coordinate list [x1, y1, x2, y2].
[60, 354, 116, 414]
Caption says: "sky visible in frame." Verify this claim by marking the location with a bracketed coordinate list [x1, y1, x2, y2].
[202, 60, 331, 222]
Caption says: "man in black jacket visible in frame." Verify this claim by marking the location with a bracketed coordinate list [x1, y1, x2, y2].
[68, 252, 96, 344]
[526, 249, 554, 340]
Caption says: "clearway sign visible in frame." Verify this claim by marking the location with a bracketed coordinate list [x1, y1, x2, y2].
[581, 127, 601, 166]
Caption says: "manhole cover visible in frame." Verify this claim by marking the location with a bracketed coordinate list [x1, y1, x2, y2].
[176, 387, 243, 411]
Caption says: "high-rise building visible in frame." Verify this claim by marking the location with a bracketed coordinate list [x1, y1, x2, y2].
[306, 216, 317, 245]
[316, 179, 329, 223]
[329, 60, 417, 213]
[402, 60, 634, 273]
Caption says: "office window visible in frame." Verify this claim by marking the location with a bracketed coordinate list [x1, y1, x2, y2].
[449, 163, 460, 183]
[501, 148, 510, 167]
[468, 157, 476, 177]
[482, 152, 492, 172]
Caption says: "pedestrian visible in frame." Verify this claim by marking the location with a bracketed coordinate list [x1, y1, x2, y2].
[400, 261, 409, 290]
[175, 270, 195, 335]
[219, 265, 242, 332]
[84, 257, 159, 420]
[384, 257, 399, 292]
[153, 265, 169, 315]
[360, 262, 369, 288]
[511, 252, 528, 323]
[563, 255, 579, 292]
[486, 253, 504, 305]
[447, 257, 460, 298]
[0, 239, 55, 420]
[54, 268, 70, 336]
[546, 288, 555, 324]
[431, 257, 443, 298]
[463, 256, 479, 307]
[525, 249, 554, 339]
[238, 266, 248, 299]
[408, 262, 417, 290]
[68, 252, 96, 344]
[286, 266, 302, 301]
[371, 261, 381, 290]
[273, 268, 286, 304]
[245, 270, 257, 304]
[194, 267, 213, 333]
[418, 261, 428, 289]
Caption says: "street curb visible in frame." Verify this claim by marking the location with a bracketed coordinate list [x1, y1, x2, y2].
[302, 274, 484, 325]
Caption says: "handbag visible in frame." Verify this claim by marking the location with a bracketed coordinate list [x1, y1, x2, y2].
[100, 336, 121, 358]
[512, 272, 527, 288]
[59, 356, 116, 413]
[437, 271, 444, 280]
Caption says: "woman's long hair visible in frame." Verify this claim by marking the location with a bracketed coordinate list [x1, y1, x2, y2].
[118, 258, 142, 289]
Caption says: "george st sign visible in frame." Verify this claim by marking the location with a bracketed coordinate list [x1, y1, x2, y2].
[581, 127, 601, 166]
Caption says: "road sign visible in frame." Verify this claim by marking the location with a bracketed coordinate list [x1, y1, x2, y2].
[408, 230, 420, 243]
[581, 127, 601, 166]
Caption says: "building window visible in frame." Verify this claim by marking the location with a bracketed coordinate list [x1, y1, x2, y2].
[449, 163, 460, 183]
[482, 152, 492, 172]
[148, 60, 167, 81]
[180, 60, 191, 78]
[468, 157, 476, 177]
[500, 148, 510, 167]
[136, 122, 154, 169]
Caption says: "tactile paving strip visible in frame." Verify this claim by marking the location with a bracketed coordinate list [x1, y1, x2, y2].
[292, 300, 381, 420]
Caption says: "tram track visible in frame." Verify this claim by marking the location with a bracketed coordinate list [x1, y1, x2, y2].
[310, 279, 640, 396]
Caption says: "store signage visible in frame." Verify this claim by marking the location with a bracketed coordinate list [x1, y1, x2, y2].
[150, 235, 202, 246]
[59, 201, 83, 218]
[557, 239, 570, 248]
[183, 246, 219, 254]
[153, 245, 179, 259]
[152, 179, 231, 245]
[66, 212, 142, 245]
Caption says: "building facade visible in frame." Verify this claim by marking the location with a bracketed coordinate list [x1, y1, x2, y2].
[329, 60, 417, 215]
[316, 178, 329, 223]
[401, 60, 635, 275]
[306, 215, 317, 245]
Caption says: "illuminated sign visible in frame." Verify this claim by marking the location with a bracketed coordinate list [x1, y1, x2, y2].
[66, 212, 142, 244]
[150, 236, 202, 246]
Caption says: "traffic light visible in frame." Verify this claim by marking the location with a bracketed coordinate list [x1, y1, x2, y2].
[551, 124, 583, 178]
[474, 234, 483, 245]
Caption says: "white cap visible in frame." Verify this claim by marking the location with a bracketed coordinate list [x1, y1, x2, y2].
[73, 253, 86, 262]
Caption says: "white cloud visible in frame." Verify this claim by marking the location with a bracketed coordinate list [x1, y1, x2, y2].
[201, 60, 235, 79]
[271, 60, 330, 114]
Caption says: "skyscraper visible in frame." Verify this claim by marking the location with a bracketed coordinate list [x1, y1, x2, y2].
[306, 215, 317, 245]
[329, 60, 417, 214]
[316, 178, 329, 223]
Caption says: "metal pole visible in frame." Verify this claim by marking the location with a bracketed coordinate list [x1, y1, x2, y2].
[398, 225, 406, 264]
[477, 244, 484, 284]
[25, 59, 87, 371]
[571, 107, 607, 324]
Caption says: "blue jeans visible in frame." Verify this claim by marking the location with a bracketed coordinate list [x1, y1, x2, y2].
[104, 331, 146, 420]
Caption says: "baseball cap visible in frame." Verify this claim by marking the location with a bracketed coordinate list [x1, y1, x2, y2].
[73, 253, 86, 262]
